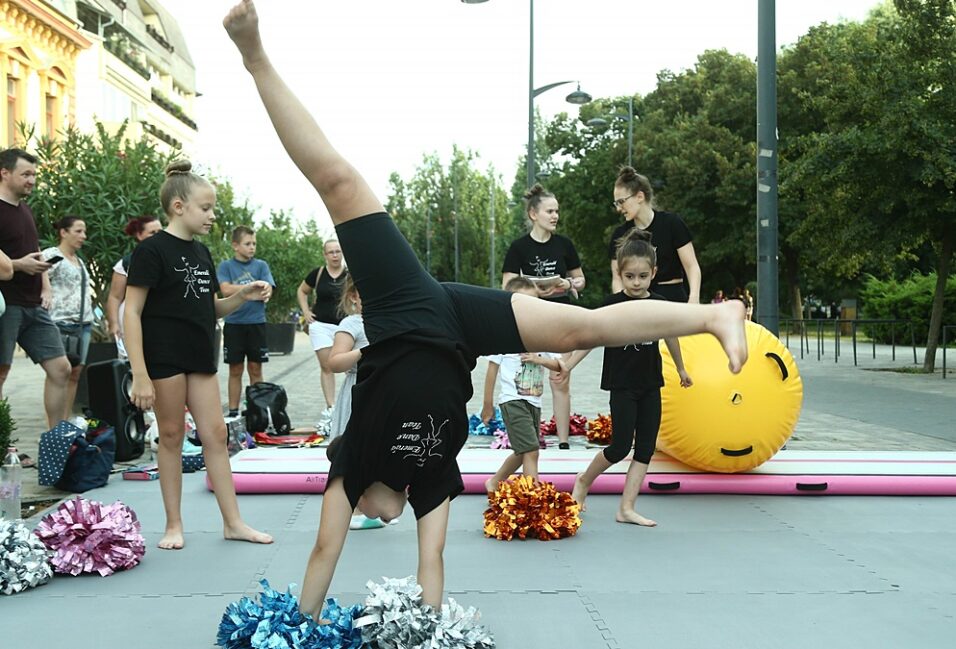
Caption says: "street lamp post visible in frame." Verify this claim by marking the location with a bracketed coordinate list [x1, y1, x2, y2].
[462, 0, 592, 189]
[587, 95, 635, 167]
[489, 176, 496, 287]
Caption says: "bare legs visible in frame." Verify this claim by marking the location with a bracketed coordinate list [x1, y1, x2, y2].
[228, 361, 264, 411]
[512, 296, 748, 373]
[485, 450, 539, 493]
[315, 347, 336, 409]
[572, 456, 656, 526]
[153, 373, 272, 550]
[550, 369, 571, 446]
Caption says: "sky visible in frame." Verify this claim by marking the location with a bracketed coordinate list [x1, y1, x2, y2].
[160, 0, 882, 236]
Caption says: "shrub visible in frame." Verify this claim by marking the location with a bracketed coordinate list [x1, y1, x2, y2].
[859, 273, 956, 345]
[0, 398, 17, 452]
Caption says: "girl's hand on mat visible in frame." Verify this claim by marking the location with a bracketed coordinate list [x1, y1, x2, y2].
[130, 376, 155, 411]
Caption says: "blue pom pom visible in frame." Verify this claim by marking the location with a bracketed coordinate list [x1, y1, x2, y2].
[469, 408, 506, 436]
[217, 580, 362, 649]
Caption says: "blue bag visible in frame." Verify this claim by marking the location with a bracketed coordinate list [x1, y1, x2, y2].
[38, 420, 115, 492]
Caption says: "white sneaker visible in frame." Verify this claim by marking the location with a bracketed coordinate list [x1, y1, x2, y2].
[350, 514, 388, 530]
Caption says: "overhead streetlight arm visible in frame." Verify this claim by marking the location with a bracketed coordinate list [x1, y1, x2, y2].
[532, 80, 577, 99]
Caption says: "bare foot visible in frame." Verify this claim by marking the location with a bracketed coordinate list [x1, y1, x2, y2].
[158, 527, 185, 550]
[571, 473, 589, 512]
[223, 0, 269, 71]
[616, 510, 657, 527]
[710, 301, 748, 373]
[224, 522, 273, 544]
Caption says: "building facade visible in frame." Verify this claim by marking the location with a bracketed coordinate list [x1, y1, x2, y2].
[0, 0, 197, 153]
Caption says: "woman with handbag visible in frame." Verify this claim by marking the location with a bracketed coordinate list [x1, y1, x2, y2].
[42, 216, 94, 417]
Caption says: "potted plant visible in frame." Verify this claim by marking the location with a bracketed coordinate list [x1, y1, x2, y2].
[0, 397, 17, 454]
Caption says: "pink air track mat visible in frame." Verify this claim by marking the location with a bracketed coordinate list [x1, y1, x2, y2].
[216, 447, 956, 496]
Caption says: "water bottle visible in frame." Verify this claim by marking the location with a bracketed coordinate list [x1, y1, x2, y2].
[1, 446, 22, 520]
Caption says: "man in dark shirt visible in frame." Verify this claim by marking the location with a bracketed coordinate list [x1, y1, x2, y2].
[0, 148, 71, 428]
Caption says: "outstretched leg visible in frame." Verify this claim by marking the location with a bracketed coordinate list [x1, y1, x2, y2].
[512, 296, 748, 373]
[223, 0, 383, 225]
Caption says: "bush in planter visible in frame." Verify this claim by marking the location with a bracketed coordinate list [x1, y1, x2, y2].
[859, 273, 956, 345]
[0, 398, 17, 453]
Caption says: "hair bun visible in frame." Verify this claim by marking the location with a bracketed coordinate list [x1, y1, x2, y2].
[523, 183, 547, 201]
[626, 227, 652, 243]
[165, 159, 192, 177]
[617, 166, 638, 182]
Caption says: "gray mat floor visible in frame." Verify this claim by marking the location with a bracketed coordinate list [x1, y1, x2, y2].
[6, 473, 956, 648]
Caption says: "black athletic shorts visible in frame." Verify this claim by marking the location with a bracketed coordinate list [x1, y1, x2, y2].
[222, 322, 269, 364]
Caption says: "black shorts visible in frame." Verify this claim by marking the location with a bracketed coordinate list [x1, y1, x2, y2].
[222, 322, 269, 364]
[335, 212, 525, 358]
[652, 282, 689, 303]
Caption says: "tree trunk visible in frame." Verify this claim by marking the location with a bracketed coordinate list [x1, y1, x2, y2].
[923, 223, 954, 373]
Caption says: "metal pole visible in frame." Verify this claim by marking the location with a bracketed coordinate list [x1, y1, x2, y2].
[426, 206, 431, 274]
[526, 0, 535, 189]
[453, 165, 460, 283]
[756, 0, 779, 335]
[627, 95, 633, 168]
[489, 177, 496, 287]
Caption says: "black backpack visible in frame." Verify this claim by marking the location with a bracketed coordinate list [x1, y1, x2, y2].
[244, 382, 291, 435]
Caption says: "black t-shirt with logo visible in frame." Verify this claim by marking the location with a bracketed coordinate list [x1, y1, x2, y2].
[127, 231, 219, 374]
[607, 211, 693, 285]
[600, 291, 667, 391]
[305, 266, 349, 324]
[501, 233, 582, 304]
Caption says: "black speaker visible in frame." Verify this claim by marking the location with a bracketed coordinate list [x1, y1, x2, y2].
[86, 360, 146, 462]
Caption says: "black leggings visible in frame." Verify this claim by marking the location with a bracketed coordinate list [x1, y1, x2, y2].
[603, 388, 662, 465]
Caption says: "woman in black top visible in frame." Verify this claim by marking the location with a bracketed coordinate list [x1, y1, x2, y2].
[125, 159, 273, 551]
[608, 167, 701, 303]
[502, 184, 585, 449]
[297, 238, 348, 414]
[224, 0, 746, 615]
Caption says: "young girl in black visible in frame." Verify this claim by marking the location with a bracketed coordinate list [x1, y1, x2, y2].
[570, 229, 692, 526]
[223, 0, 746, 617]
[124, 160, 273, 551]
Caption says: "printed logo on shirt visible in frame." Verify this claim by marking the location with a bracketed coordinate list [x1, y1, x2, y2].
[624, 341, 656, 351]
[514, 361, 544, 397]
[234, 270, 255, 286]
[390, 415, 446, 467]
[531, 256, 558, 277]
[174, 256, 212, 299]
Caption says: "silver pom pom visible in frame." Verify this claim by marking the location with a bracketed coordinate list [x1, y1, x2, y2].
[0, 520, 54, 595]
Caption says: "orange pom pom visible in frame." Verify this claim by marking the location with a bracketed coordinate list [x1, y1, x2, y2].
[483, 475, 581, 541]
[586, 413, 613, 445]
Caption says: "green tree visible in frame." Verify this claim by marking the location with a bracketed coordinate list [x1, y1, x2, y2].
[386, 146, 509, 288]
[254, 211, 326, 323]
[29, 122, 172, 335]
[787, 1, 956, 370]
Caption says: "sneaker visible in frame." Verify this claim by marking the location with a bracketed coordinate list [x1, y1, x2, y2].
[227, 409, 239, 418]
[558, 442, 570, 450]
[349, 514, 387, 530]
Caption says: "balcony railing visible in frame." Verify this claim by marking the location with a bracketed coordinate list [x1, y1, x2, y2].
[146, 25, 174, 53]
[142, 121, 181, 149]
[150, 88, 197, 130]
[104, 39, 151, 81]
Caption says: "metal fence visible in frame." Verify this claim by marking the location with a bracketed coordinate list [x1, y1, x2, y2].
[779, 318, 918, 366]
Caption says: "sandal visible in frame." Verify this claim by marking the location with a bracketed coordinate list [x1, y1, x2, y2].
[17, 453, 36, 469]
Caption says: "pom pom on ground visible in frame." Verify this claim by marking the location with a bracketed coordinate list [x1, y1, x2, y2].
[469, 408, 505, 437]
[0, 520, 53, 595]
[355, 576, 494, 648]
[586, 413, 613, 445]
[483, 475, 581, 541]
[217, 580, 363, 649]
[33, 496, 145, 576]
[539, 414, 588, 437]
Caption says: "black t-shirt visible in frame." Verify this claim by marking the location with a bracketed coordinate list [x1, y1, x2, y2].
[501, 233, 582, 304]
[127, 231, 219, 373]
[329, 336, 471, 518]
[608, 212, 692, 285]
[600, 291, 667, 391]
[0, 199, 42, 307]
[304, 266, 348, 324]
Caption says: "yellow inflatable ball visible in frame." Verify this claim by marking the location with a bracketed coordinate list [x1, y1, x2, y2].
[658, 321, 803, 473]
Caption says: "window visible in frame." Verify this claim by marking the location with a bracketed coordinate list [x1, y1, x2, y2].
[6, 76, 18, 146]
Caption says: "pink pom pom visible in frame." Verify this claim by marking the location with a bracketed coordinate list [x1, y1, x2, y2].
[34, 497, 146, 576]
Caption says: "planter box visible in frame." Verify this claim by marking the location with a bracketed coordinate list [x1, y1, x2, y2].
[266, 322, 296, 355]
